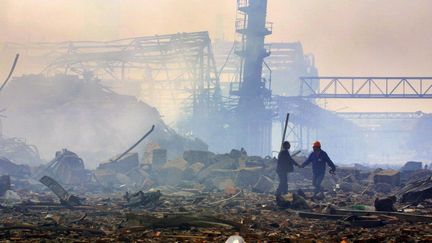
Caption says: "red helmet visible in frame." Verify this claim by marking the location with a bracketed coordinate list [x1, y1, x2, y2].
[313, 141, 321, 148]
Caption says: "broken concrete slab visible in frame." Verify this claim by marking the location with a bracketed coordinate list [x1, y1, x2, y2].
[183, 150, 214, 166]
[124, 190, 161, 208]
[213, 154, 238, 169]
[126, 168, 151, 187]
[98, 152, 139, 174]
[336, 167, 361, 180]
[196, 159, 239, 182]
[40, 149, 91, 185]
[252, 175, 275, 194]
[0, 157, 31, 178]
[235, 168, 261, 188]
[374, 170, 400, 186]
[182, 162, 205, 180]
[245, 156, 266, 167]
[375, 196, 397, 212]
[163, 157, 188, 171]
[405, 170, 432, 184]
[152, 148, 167, 170]
[115, 173, 135, 187]
[401, 161, 423, 172]
[212, 178, 236, 192]
[339, 182, 363, 193]
[95, 167, 153, 191]
[39, 175, 83, 206]
[374, 183, 393, 194]
[397, 176, 432, 204]
[400, 161, 424, 183]
[156, 167, 184, 186]
[93, 170, 120, 189]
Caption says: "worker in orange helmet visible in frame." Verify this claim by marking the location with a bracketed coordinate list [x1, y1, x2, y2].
[301, 141, 336, 197]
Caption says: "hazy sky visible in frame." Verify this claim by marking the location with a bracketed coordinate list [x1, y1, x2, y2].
[1, 0, 431, 111]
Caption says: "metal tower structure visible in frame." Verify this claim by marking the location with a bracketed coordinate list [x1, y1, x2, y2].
[231, 0, 273, 156]
[213, 40, 319, 96]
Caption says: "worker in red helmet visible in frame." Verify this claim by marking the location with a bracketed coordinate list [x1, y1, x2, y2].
[301, 141, 336, 197]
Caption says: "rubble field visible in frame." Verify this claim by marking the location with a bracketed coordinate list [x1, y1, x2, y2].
[1, 191, 432, 242]
[0, 148, 432, 242]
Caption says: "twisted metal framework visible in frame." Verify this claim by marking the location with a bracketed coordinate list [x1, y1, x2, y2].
[6, 30, 427, 158]
[3, 32, 222, 123]
[299, 77, 432, 99]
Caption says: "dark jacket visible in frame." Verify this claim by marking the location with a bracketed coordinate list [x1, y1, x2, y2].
[277, 149, 297, 173]
[303, 150, 336, 175]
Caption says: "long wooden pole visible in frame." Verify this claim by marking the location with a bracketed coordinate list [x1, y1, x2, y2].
[281, 113, 290, 150]
[111, 125, 155, 162]
[0, 54, 19, 93]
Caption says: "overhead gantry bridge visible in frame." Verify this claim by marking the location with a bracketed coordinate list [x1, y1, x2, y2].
[298, 77, 432, 99]
[275, 76, 432, 158]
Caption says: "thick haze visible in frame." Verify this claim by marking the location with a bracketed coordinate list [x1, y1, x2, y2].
[1, 0, 431, 113]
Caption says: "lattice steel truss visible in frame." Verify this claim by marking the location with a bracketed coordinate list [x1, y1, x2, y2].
[299, 77, 432, 99]
[337, 111, 427, 120]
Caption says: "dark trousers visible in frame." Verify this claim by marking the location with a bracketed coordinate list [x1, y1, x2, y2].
[276, 170, 288, 196]
[312, 173, 325, 195]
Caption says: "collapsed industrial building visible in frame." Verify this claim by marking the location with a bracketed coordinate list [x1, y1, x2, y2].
[0, 0, 432, 242]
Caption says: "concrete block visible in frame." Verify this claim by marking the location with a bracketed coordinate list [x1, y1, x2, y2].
[152, 149, 167, 170]
[253, 175, 275, 194]
[374, 170, 400, 186]
[183, 150, 214, 165]
[235, 168, 261, 188]
[99, 152, 139, 173]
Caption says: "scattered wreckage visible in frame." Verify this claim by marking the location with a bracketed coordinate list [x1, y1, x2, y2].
[0, 144, 431, 241]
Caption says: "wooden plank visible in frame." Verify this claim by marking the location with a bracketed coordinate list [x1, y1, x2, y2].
[297, 211, 346, 220]
[333, 209, 432, 223]
[126, 213, 241, 230]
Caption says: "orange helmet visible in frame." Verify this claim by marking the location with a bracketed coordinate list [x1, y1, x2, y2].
[313, 141, 321, 148]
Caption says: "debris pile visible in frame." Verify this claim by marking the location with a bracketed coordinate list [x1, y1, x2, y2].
[373, 169, 400, 186]
[39, 175, 84, 206]
[0, 136, 43, 166]
[0, 74, 206, 167]
[0, 75, 430, 241]
[397, 175, 432, 204]
[0, 147, 431, 241]
[37, 149, 91, 185]
[0, 156, 30, 178]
